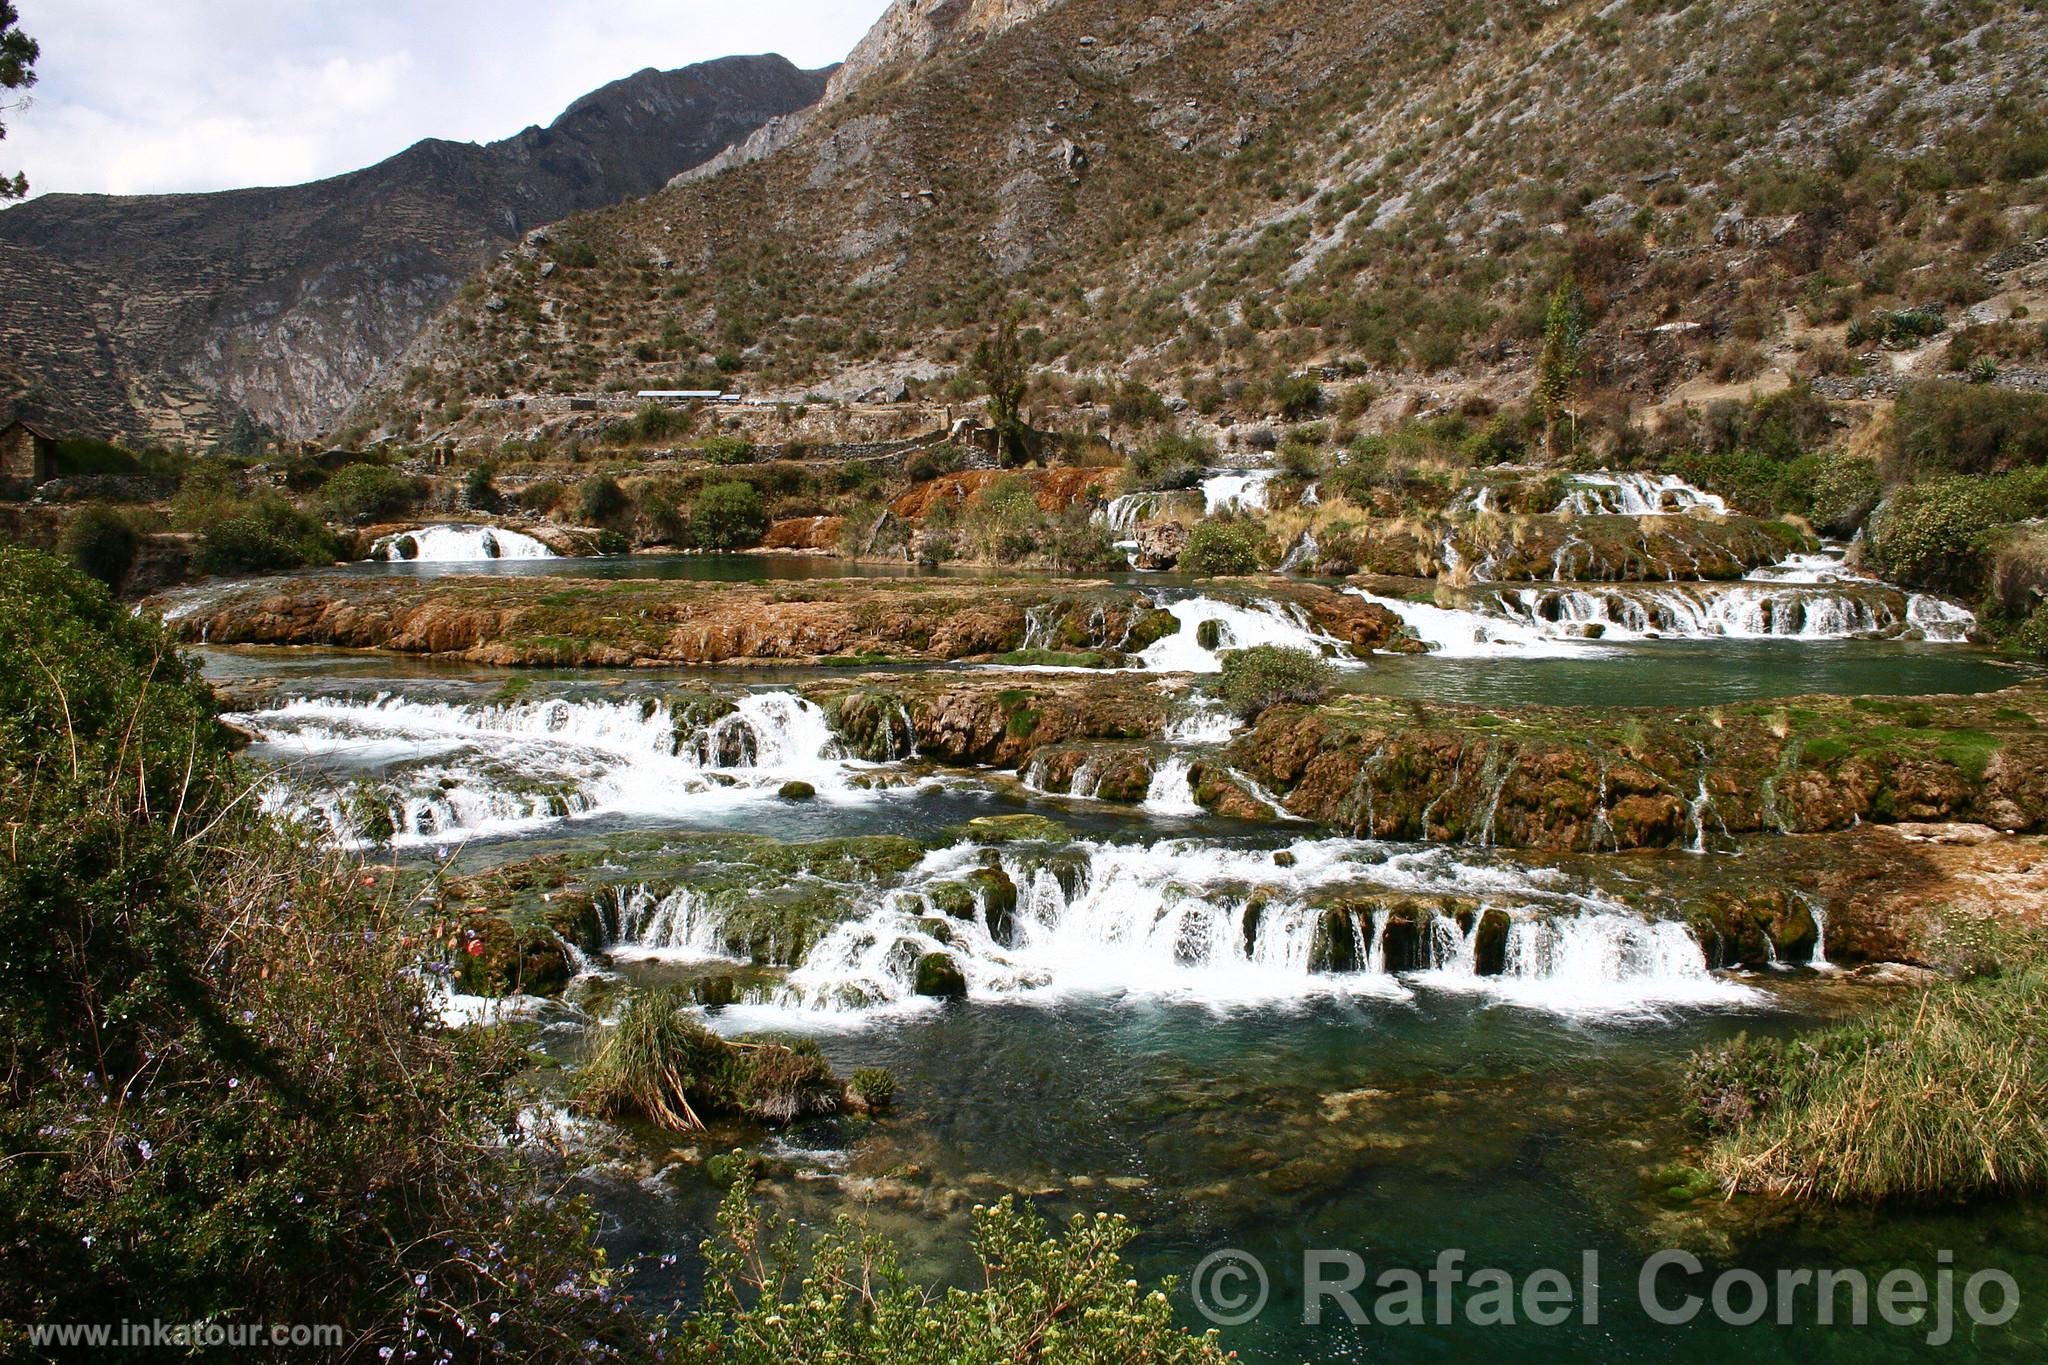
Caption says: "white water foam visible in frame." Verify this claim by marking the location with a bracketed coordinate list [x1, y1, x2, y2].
[371, 524, 556, 562]
[1201, 469, 1276, 515]
[1348, 588, 1593, 658]
[1556, 472, 1727, 517]
[759, 837, 1755, 1018]
[240, 690, 873, 847]
[1137, 596, 1353, 673]
[1142, 754, 1204, 816]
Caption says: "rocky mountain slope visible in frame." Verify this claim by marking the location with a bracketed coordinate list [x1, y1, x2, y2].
[0, 54, 831, 445]
[362, 0, 2048, 442]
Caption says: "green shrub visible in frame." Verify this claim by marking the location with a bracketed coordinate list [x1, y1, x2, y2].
[515, 478, 565, 515]
[678, 1185, 1231, 1362]
[1273, 373, 1324, 420]
[1867, 476, 2005, 592]
[1214, 644, 1335, 720]
[1180, 519, 1265, 576]
[850, 1066, 896, 1109]
[197, 497, 342, 576]
[1688, 964, 2048, 1202]
[320, 462, 418, 522]
[1126, 432, 1211, 490]
[49, 437, 145, 478]
[462, 461, 500, 511]
[577, 472, 629, 525]
[692, 480, 768, 550]
[57, 503, 140, 588]
[577, 988, 843, 1129]
[698, 435, 754, 466]
[0, 548, 636, 1354]
[1888, 381, 2048, 480]
[1108, 380, 1170, 426]
[905, 442, 967, 483]
[1806, 453, 1883, 535]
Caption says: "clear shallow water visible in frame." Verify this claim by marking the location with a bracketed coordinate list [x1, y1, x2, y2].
[567, 993, 2048, 1364]
[199, 625, 2048, 1360]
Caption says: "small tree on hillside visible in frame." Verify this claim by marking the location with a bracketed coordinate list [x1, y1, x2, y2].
[0, 2, 37, 200]
[1534, 275, 1587, 461]
[970, 313, 1037, 467]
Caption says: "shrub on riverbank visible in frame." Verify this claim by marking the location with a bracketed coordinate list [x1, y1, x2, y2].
[1685, 963, 2048, 1203]
[0, 547, 639, 1354]
[1216, 644, 1335, 719]
[578, 988, 846, 1129]
[1181, 518, 1266, 575]
[671, 1184, 1231, 1363]
[56, 501, 141, 586]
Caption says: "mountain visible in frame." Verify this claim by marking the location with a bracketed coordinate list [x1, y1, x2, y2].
[359, 0, 2048, 443]
[0, 54, 833, 445]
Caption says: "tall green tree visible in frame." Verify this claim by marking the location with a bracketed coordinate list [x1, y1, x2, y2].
[969, 312, 1037, 467]
[1534, 275, 1586, 461]
[0, 1, 37, 200]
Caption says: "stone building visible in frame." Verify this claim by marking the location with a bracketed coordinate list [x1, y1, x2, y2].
[0, 418, 56, 489]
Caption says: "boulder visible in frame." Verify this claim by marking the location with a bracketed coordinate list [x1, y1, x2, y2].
[1134, 520, 1189, 570]
[914, 952, 968, 998]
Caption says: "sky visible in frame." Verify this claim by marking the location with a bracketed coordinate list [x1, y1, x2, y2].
[2, 0, 889, 199]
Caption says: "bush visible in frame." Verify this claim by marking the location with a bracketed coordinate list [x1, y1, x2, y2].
[1108, 381, 1170, 426]
[1688, 964, 2048, 1202]
[1043, 509, 1124, 572]
[1180, 519, 1265, 576]
[1126, 432, 1211, 490]
[197, 497, 341, 576]
[698, 435, 754, 466]
[320, 461, 418, 522]
[577, 473, 629, 525]
[578, 988, 843, 1130]
[57, 503, 140, 588]
[462, 461, 501, 512]
[1806, 453, 1883, 535]
[514, 478, 565, 515]
[1214, 644, 1335, 720]
[1888, 381, 2048, 480]
[0, 548, 637, 1355]
[1273, 373, 1324, 421]
[691, 480, 768, 550]
[1867, 476, 2006, 592]
[904, 442, 966, 484]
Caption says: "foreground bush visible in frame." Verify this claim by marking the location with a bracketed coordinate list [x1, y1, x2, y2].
[1215, 644, 1335, 720]
[1685, 964, 2047, 1203]
[669, 1184, 1230, 1363]
[0, 548, 635, 1355]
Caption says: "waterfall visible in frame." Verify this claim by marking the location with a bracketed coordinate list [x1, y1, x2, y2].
[1096, 491, 1170, 533]
[763, 838, 1757, 1016]
[604, 885, 735, 962]
[236, 689, 869, 847]
[1201, 469, 1276, 514]
[1143, 754, 1203, 815]
[1357, 582, 1976, 650]
[1277, 530, 1319, 574]
[1137, 596, 1352, 672]
[1164, 699, 1241, 744]
[370, 524, 556, 561]
[1555, 472, 1727, 517]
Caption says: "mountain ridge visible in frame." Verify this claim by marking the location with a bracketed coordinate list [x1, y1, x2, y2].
[0, 53, 833, 444]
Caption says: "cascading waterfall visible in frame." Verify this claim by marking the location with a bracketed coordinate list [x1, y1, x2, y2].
[1096, 491, 1172, 533]
[1201, 469, 1276, 515]
[370, 524, 556, 561]
[604, 885, 734, 962]
[1355, 582, 1975, 650]
[765, 838, 1757, 1016]
[237, 689, 870, 847]
[1555, 472, 1727, 517]
[1142, 754, 1203, 815]
[1138, 596, 1352, 672]
[1277, 530, 1319, 574]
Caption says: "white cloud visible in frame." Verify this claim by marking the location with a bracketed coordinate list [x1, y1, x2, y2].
[3, 0, 887, 198]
